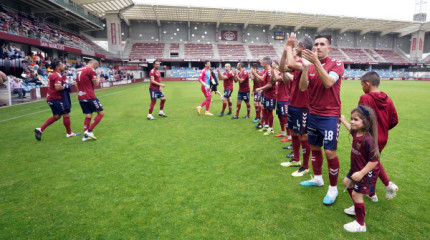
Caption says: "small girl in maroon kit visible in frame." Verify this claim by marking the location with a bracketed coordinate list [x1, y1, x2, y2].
[340, 105, 380, 232]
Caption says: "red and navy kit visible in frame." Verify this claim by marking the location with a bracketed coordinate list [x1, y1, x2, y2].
[276, 73, 290, 117]
[358, 92, 398, 151]
[223, 71, 234, 90]
[47, 71, 64, 101]
[288, 59, 310, 134]
[76, 66, 97, 100]
[347, 131, 380, 195]
[76, 66, 103, 114]
[307, 57, 344, 117]
[149, 68, 164, 101]
[237, 70, 250, 102]
[253, 70, 264, 102]
[149, 69, 161, 90]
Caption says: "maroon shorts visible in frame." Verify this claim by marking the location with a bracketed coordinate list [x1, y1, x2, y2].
[347, 168, 380, 195]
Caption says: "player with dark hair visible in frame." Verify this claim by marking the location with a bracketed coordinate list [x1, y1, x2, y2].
[232, 62, 251, 119]
[251, 63, 263, 123]
[147, 61, 167, 120]
[76, 59, 104, 142]
[299, 35, 345, 205]
[217, 63, 234, 116]
[253, 57, 276, 135]
[359, 71, 399, 201]
[196, 60, 214, 116]
[279, 33, 313, 177]
[272, 60, 292, 140]
[35, 60, 78, 140]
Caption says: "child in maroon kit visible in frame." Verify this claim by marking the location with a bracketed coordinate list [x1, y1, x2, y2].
[340, 105, 380, 232]
[359, 71, 399, 201]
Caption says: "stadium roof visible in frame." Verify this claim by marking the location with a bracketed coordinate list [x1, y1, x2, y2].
[75, 0, 430, 36]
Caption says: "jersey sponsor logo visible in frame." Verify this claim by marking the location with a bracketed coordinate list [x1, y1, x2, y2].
[78, 91, 86, 96]
[309, 74, 315, 77]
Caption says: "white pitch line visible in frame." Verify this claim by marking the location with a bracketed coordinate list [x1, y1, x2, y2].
[0, 85, 143, 123]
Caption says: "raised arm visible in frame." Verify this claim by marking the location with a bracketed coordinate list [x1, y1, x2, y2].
[302, 49, 335, 88]
[217, 68, 227, 80]
[299, 59, 311, 91]
[340, 115, 351, 132]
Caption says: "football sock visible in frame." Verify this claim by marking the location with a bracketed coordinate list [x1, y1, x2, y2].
[160, 99, 166, 110]
[200, 100, 207, 107]
[378, 162, 390, 187]
[149, 100, 156, 114]
[63, 116, 71, 134]
[41, 116, 58, 132]
[327, 156, 340, 187]
[311, 149, 323, 175]
[89, 114, 103, 131]
[236, 104, 241, 116]
[278, 115, 285, 131]
[222, 102, 227, 113]
[83, 117, 92, 132]
[246, 103, 251, 116]
[301, 140, 311, 169]
[205, 99, 211, 111]
[292, 136, 301, 162]
[354, 203, 366, 226]
[228, 102, 232, 113]
[347, 188, 353, 198]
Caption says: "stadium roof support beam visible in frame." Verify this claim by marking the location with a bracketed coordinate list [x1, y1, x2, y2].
[119, 2, 135, 26]
[269, 13, 285, 30]
[360, 20, 391, 35]
[152, 5, 161, 27]
[216, 9, 224, 29]
[187, 6, 190, 27]
[380, 24, 414, 36]
[399, 25, 423, 37]
[294, 16, 313, 32]
[317, 17, 342, 33]
[243, 11, 255, 30]
[339, 19, 362, 34]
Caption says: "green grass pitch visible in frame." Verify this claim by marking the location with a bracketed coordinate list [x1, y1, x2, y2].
[1, 80, 429, 239]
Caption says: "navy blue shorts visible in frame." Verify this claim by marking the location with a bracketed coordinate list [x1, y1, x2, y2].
[307, 113, 340, 150]
[223, 89, 233, 98]
[346, 169, 379, 195]
[263, 98, 276, 111]
[288, 106, 309, 135]
[149, 88, 165, 101]
[253, 92, 261, 102]
[79, 98, 103, 114]
[237, 91, 250, 102]
[276, 101, 289, 116]
[47, 100, 70, 116]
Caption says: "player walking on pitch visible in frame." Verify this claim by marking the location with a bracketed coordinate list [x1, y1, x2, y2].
[147, 61, 167, 120]
[196, 60, 214, 116]
[232, 62, 251, 119]
[76, 59, 104, 142]
[35, 60, 78, 140]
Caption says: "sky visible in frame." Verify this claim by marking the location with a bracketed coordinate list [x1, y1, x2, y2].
[134, 0, 425, 22]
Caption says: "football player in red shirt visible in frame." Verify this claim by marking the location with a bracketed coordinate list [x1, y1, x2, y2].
[217, 64, 234, 116]
[148, 61, 167, 120]
[279, 33, 314, 177]
[75, 59, 104, 142]
[232, 62, 251, 119]
[299, 36, 345, 205]
[35, 60, 78, 141]
[251, 63, 263, 123]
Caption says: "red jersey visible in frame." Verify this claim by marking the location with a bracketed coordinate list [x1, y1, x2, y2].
[350, 131, 379, 173]
[277, 73, 291, 102]
[46, 71, 64, 101]
[307, 57, 344, 116]
[358, 92, 398, 151]
[252, 70, 264, 92]
[289, 59, 309, 109]
[76, 66, 97, 100]
[223, 70, 234, 90]
[149, 68, 161, 90]
[263, 68, 276, 99]
[238, 70, 250, 92]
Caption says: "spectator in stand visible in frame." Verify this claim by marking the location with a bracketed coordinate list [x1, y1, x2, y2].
[10, 76, 26, 98]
